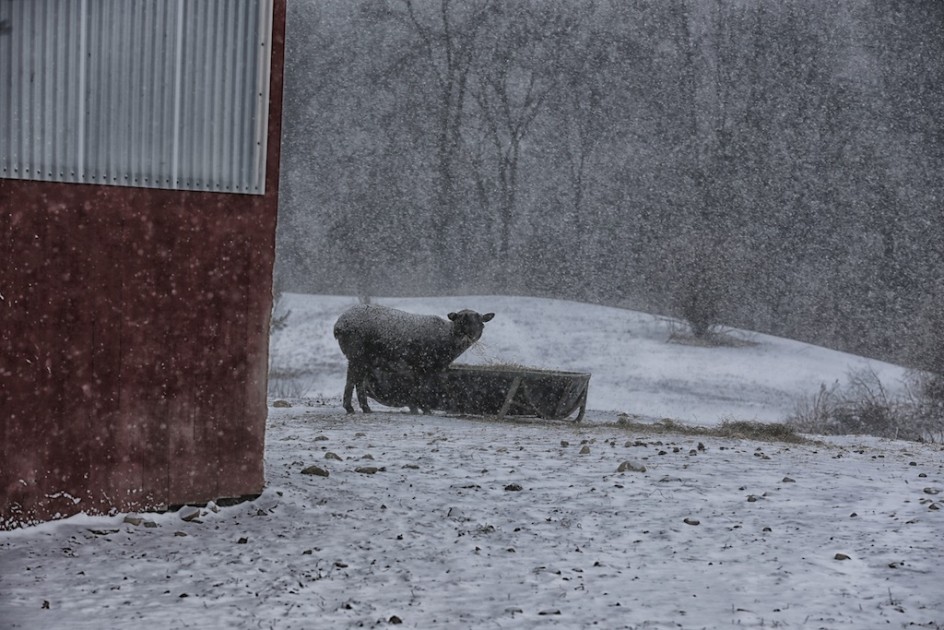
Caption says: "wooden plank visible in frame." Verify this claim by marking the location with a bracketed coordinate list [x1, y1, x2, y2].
[84, 199, 126, 515]
[44, 200, 94, 518]
[166, 203, 206, 505]
[496, 377, 523, 420]
[0, 184, 51, 526]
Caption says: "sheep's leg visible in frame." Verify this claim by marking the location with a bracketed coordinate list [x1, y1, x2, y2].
[343, 363, 373, 413]
[413, 372, 434, 415]
[348, 362, 372, 413]
[342, 364, 357, 414]
[355, 377, 372, 413]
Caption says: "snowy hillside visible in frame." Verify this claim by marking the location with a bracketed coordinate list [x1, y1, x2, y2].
[270, 294, 910, 425]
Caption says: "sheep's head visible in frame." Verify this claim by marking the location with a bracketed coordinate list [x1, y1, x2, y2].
[447, 310, 495, 344]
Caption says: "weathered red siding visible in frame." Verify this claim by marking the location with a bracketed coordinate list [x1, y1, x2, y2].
[0, 1, 285, 529]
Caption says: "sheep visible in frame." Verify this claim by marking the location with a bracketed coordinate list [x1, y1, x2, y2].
[333, 304, 495, 414]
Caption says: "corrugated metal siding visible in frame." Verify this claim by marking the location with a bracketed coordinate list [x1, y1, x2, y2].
[0, 0, 272, 195]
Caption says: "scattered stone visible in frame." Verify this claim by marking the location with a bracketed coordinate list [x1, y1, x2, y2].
[402, 464, 420, 469]
[850, 512, 858, 518]
[834, 553, 851, 561]
[314, 435, 329, 441]
[174, 531, 187, 537]
[87, 528, 119, 536]
[782, 477, 796, 483]
[929, 503, 940, 511]
[697, 442, 706, 451]
[918, 472, 928, 478]
[579, 445, 591, 455]
[747, 495, 759, 502]
[324, 452, 342, 461]
[237, 537, 249, 544]
[271, 400, 291, 408]
[683, 518, 700, 526]
[688, 449, 698, 456]
[505, 483, 523, 492]
[355, 466, 379, 475]
[355, 432, 367, 438]
[143, 521, 158, 528]
[561, 440, 569, 447]
[123, 515, 143, 526]
[179, 506, 202, 522]
[538, 610, 561, 616]
[657, 450, 667, 456]
[923, 487, 940, 495]
[361, 454, 375, 460]
[388, 615, 403, 625]
[446, 507, 470, 521]
[616, 461, 646, 473]
[335, 561, 349, 568]
[762, 526, 772, 532]
[301, 465, 330, 477]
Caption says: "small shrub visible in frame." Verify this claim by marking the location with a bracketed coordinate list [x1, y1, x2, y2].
[267, 290, 304, 398]
[270, 291, 292, 334]
[677, 273, 724, 339]
[664, 317, 759, 348]
[267, 369, 315, 399]
[789, 368, 944, 443]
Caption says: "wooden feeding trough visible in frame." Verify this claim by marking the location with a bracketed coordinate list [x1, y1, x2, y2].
[364, 364, 590, 422]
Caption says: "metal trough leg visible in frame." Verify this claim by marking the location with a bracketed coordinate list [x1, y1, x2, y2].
[496, 376, 522, 420]
[574, 388, 588, 423]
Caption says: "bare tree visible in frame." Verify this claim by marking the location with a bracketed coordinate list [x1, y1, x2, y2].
[382, 0, 494, 274]
[466, 2, 574, 262]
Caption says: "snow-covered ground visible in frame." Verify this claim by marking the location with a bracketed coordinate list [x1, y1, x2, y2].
[269, 294, 910, 424]
[2, 295, 941, 629]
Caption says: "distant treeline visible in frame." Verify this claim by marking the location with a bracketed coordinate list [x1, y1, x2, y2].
[276, 0, 944, 372]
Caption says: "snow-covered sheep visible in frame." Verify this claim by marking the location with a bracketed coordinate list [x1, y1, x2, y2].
[333, 304, 495, 414]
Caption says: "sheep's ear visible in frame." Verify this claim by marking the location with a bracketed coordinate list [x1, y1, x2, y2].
[482, 313, 495, 322]
[447, 312, 458, 321]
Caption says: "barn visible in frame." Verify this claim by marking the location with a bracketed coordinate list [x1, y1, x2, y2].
[0, 0, 286, 529]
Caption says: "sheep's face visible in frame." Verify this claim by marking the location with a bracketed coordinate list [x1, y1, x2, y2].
[447, 310, 495, 344]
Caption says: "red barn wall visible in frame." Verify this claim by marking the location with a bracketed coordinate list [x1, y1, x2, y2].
[0, 1, 286, 529]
